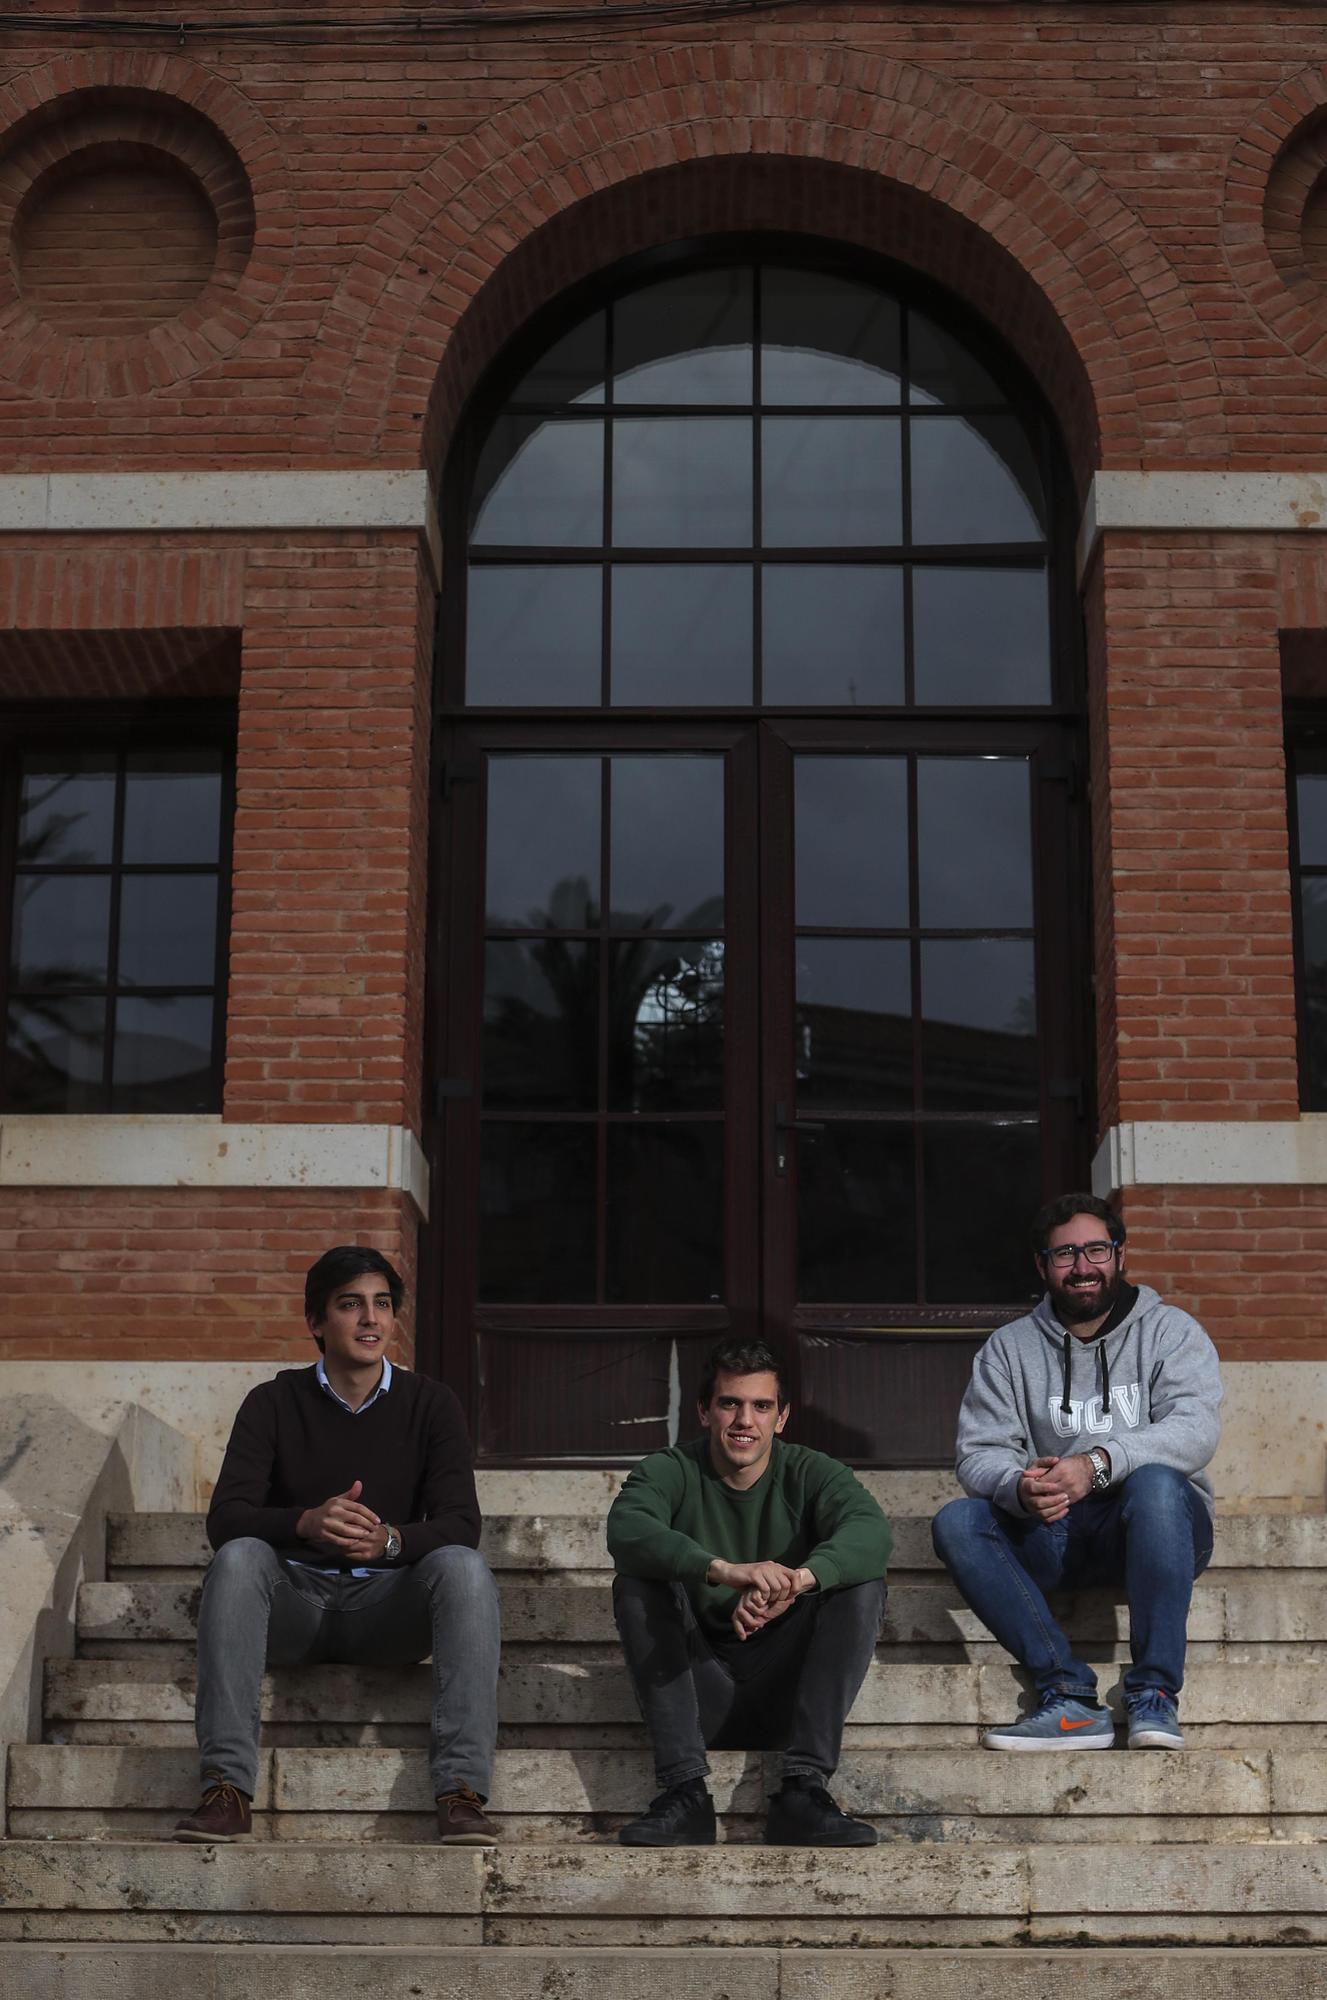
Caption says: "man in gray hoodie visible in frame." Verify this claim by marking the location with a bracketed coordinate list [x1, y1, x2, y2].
[932, 1192, 1222, 1752]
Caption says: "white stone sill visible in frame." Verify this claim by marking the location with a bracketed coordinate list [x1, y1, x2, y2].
[1094, 1117, 1327, 1194]
[0, 1116, 429, 1216]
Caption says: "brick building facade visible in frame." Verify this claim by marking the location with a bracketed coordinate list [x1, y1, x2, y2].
[2, 4, 1326, 1482]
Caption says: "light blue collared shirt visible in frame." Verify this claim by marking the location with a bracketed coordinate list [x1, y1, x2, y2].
[316, 1353, 393, 1414]
[293, 1356, 395, 1576]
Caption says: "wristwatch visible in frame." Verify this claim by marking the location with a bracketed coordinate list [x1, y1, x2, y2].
[382, 1524, 402, 1561]
[1087, 1449, 1111, 1493]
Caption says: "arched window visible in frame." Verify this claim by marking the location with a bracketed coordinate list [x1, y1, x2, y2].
[432, 243, 1088, 1464]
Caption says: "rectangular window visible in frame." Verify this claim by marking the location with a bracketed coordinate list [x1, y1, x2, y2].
[0, 714, 234, 1113]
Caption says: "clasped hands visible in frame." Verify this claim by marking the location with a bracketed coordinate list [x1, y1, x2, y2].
[295, 1479, 389, 1562]
[706, 1557, 816, 1640]
[1017, 1452, 1097, 1522]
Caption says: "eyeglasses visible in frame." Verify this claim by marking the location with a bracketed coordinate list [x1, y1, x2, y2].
[1041, 1240, 1119, 1269]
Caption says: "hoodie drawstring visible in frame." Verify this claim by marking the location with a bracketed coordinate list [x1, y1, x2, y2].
[1060, 1326, 1113, 1418]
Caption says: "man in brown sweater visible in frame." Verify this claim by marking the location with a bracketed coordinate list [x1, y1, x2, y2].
[173, 1245, 500, 1845]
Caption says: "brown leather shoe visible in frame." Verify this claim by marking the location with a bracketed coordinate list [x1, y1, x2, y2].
[173, 1777, 253, 1842]
[436, 1782, 498, 1845]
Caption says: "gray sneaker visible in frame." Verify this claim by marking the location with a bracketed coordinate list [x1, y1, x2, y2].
[982, 1690, 1115, 1752]
[1126, 1690, 1184, 1750]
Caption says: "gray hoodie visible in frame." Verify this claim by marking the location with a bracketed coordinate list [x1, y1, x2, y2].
[954, 1283, 1223, 1519]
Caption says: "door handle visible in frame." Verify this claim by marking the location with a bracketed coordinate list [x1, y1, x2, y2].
[774, 1099, 825, 1177]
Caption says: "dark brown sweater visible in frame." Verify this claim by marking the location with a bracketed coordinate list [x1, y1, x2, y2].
[206, 1364, 481, 1569]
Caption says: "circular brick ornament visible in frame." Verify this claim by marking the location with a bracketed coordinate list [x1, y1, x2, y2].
[0, 63, 284, 400]
[1225, 68, 1327, 371]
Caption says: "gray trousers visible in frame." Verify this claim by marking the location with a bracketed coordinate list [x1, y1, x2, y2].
[613, 1573, 886, 1791]
[194, 1537, 500, 1800]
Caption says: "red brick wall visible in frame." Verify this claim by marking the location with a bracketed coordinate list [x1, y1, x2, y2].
[0, 1187, 419, 1364]
[3, 9, 1327, 1365]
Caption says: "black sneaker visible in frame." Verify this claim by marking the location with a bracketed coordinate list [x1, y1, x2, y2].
[618, 1779, 716, 1847]
[764, 1775, 877, 1847]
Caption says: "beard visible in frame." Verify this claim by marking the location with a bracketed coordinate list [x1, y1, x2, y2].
[1048, 1264, 1121, 1325]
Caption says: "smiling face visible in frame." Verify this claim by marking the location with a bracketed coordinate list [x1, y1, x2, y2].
[1038, 1209, 1125, 1332]
[699, 1368, 789, 1488]
[309, 1273, 397, 1376]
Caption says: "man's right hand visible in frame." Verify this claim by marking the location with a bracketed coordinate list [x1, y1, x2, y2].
[296, 1480, 380, 1554]
[1018, 1456, 1071, 1523]
[705, 1557, 799, 1603]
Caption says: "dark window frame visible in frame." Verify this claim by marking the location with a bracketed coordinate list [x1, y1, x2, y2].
[0, 700, 236, 1115]
[1286, 710, 1327, 1110]
[421, 237, 1092, 1456]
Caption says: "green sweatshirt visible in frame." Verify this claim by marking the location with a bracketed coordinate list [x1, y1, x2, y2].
[607, 1435, 892, 1639]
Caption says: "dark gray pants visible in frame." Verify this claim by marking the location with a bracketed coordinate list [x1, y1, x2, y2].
[613, 1573, 885, 1790]
[194, 1537, 500, 1800]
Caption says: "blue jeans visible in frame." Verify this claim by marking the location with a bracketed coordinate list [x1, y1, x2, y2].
[195, 1537, 500, 1799]
[931, 1463, 1213, 1702]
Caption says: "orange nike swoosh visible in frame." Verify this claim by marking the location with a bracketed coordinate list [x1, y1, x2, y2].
[1058, 1717, 1098, 1732]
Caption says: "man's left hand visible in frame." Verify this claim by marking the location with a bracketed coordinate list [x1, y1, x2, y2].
[339, 1522, 390, 1562]
[1024, 1453, 1095, 1508]
[731, 1566, 816, 1639]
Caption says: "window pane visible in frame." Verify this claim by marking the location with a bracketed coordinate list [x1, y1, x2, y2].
[118, 876, 217, 988]
[913, 567, 1051, 705]
[908, 312, 1005, 408]
[762, 566, 904, 705]
[483, 940, 598, 1109]
[1300, 878, 1327, 1105]
[613, 419, 752, 547]
[610, 755, 724, 930]
[796, 938, 911, 1111]
[608, 938, 724, 1112]
[486, 757, 601, 929]
[762, 271, 902, 405]
[614, 270, 753, 405]
[798, 1121, 916, 1303]
[762, 417, 902, 547]
[1298, 773, 1327, 866]
[18, 754, 115, 866]
[466, 565, 602, 706]
[510, 313, 606, 405]
[921, 940, 1038, 1113]
[471, 416, 603, 547]
[11, 874, 111, 987]
[479, 1122, 597, 1302]
[795, 756, 908, 929]
[611, 566, 751, 706]
[922, 1123, 1042, 1304]
[5, 996, 105, 1109]
[122, 750, 223, 865]
[111, 995, 214, 1112]
[606, 1123, 723, 1302]
[910, 415, 1045, 545]
[917, 758, 1032, 929]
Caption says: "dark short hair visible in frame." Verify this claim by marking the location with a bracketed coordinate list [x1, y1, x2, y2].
[697, 1338, 790, 1410]
[304, 1246, 404, 1352]
[1030, 1192, 1125, 1258]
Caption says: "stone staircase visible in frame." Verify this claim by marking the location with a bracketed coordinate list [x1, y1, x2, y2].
[4, 1479, 1327, 1994]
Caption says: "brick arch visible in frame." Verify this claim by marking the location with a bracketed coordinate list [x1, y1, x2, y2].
[323, 48, 1222, 491]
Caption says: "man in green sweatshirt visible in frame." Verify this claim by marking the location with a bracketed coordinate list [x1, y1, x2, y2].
[607, 1336, 891, 1847]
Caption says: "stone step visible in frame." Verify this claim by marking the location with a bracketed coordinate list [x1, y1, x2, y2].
[45, 1656, 1327, 1740]
[76, 1573, 1327, 1650]
[105, 1510, 1327, 1577]
[3, 1945, 1327, 2000]
[1, 1840, 1324, 1946]
[9, 1743, 1321, 1846]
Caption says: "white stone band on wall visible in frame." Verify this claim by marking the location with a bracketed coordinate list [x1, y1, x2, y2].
[0, 469, 441, 581]
[0, 1116, 429, 1217]
[1094, 1118, 1327, 1195]
[1079, 469, 1327, 575]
